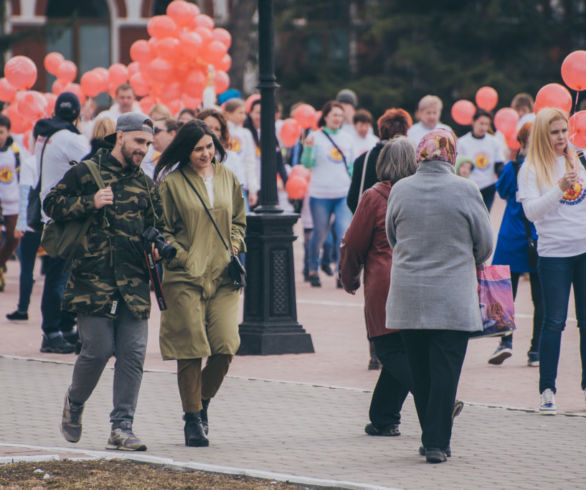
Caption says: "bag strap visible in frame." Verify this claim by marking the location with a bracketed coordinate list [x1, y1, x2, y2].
[179, 168, 231, 254]
[34, 134, 53, 192]
[321, 130, 350, 175]
[512, 159, 535, 243]
[84, 160, 106, 189]
[357, 148, 372, 204]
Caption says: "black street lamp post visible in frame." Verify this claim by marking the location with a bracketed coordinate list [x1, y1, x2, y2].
[237, 0, 314, 355]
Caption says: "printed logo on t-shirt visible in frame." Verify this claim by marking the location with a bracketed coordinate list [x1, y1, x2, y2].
[0, 167, 13, 184]
[328, 146, 344, 163]
[230, 136, 242, 153]
[475, 153, 489, 169]
[560, 179, 586, 206]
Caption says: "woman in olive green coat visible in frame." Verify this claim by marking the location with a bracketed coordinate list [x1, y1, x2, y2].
[155, 120, 246, 447]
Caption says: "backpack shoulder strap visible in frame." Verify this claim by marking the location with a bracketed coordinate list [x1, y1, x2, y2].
[83, 160, 105, 189]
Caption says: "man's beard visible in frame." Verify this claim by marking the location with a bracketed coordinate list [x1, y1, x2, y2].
[121, 143, 144, 168]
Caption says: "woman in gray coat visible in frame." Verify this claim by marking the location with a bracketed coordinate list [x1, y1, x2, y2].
[385, 128, 493, 464]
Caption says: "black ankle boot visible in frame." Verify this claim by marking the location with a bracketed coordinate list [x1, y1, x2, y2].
[183, 412, 209, 447]
[201, 399, 210, 435]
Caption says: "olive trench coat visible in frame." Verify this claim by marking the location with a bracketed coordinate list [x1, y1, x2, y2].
[158, 163, 246, 360]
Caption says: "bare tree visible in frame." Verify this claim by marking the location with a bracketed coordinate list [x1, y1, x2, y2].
[228, 0, 257, 92]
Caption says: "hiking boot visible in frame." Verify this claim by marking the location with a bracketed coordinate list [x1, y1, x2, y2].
[539, 388, 557, 415]
[106, 426, 147, 451]
[201, 398, 210, 435]
[309, 274, 321, 288]
[6, 310, 28, 322]
[184, 412, 209, 447]
[419, 446, 451, 457]
[425, 448, 447, 463]
[488, 342, 512, 365]
[527, 351, 540, 367]
[40, 334, 75, 354]
[60, 389, 83, 443]
[364, 423, 400, 436]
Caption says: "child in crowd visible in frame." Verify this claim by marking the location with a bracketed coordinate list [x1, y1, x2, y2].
[457, 109, 505, 211]
[455, 155, 475, 178]
[352, 109, 379, 157]
[511, 93, 536, 130]
[407, 95, 451, 146]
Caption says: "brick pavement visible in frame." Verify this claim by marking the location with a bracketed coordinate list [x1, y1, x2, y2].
[1, 356, 585, 489]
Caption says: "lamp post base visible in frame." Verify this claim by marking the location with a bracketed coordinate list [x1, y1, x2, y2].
[238, 212, 314, 355]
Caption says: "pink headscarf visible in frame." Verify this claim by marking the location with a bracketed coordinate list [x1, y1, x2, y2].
[416, 128, 457, 165]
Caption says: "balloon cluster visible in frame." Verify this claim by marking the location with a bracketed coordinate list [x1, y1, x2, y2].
[451, 50, 586, 149]
[279, 103, 321, 147]
[286, 165, 311, 200]
[0, 55, 55, 134]
[127, 0, 231, 115]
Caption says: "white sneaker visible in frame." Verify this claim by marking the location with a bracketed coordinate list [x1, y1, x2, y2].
[539, 389, 557, 415]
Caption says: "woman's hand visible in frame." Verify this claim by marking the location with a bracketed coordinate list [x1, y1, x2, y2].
[14, 229, 24, 240]
[304, 134, 314, 147]
[558, 170, 578, 191]
[232, 246, 239, 255]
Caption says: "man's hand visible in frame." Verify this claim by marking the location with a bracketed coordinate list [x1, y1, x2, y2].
[152, 243, 162, 262]
[232, 246, 239, 255]
[14, 229, 24, 239]
[94, 186, 114, 209]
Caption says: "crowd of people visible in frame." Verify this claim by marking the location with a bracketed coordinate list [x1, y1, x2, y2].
[0, 82, 584, 462]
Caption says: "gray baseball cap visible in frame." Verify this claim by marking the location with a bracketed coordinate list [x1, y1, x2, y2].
[116, 113, 154, 134]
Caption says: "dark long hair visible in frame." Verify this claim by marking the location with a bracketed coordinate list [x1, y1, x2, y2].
[154, 120, 226, 181]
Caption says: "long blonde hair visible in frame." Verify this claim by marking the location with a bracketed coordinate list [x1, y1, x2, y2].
[526, 107, 575, 189]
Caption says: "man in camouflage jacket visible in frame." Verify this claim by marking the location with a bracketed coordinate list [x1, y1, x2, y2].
[44, 113, 163, 451]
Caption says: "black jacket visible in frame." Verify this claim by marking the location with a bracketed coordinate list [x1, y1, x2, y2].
[347, 142, 385, 213]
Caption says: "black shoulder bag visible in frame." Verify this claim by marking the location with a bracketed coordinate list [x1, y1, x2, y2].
[321, 130, 351, 176]
[180, 168, 246, 289]
[27, 136, 52, 232]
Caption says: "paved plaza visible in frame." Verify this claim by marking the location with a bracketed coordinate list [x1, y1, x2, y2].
[1, 200, 585, 488]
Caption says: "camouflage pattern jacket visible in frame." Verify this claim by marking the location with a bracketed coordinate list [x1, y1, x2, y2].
[43, 148, 163, 319]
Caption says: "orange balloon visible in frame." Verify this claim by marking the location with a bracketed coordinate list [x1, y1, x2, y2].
[245, 93, 261, 113]
[214, 70, 230, 94]
[57, 61, 77, 84]
[201, 40, 228, 65]
[130, 40, 153, 63]
[93, 67, 109, 86]
[108, 63, 129, 87]
[147, 15, 177, 39]
[139, 96, 155, 115]
[494, 108, 519, 134]
[147, 58, 173, 84]
[280, 118, 302, 147]
[155, 37, 180, 61]
[166, 0, 197, 28]
[213, 28, 232, 48]
[184, 70, 206, 98]
[195, 14, 214, 30]
[311, 110, 322, 130]
[195, 27, 213, 47]
[285, 175, 308, 200]
[475, 86, 498, 111]
[217, 54, 232, 72]
[179, 31, 203, 62]
[161, 82, 182, 103]
[167, 99, 182, 115]
[568, 111, 586, 148]
[293, 104, 317, 129]
[44, 93, 57, 114]
[0, 78, 17, 102]
[561, 50, 586, 92]
[17, 91, 47, 120]
[128, 62, 140, 78]
[289, 164, 311, 181]
[44, 52, 64, 76]
[81, 70, 105, 97]
[181, 94, 201, 110]
[505, 131, 520, 151]
[52, 79, 65, 95]
[450, 100, 476, 126]
[129, 72, 150, 97]
[534, 83, 572, 114]
[6, 104, 31, 134]
[5, 56, 38, 90]
[63, 83, 85, 104]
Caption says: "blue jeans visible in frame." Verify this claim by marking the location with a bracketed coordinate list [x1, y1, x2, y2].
[538, 253, 586, 393]
[308, 197, 352, 273]
[16, 230, 42, 313]
[41, 256, 76, 336]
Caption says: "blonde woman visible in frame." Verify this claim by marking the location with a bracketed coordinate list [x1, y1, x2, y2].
[85, 117, 116, 159]
[517, 107, 586, 415]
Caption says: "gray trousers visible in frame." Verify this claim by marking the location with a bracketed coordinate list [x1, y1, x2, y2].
[68, 302, 148, 428]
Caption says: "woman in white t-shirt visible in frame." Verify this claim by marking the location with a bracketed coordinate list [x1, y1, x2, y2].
[517, 107, 586, 415]
[457, 109, 504, 211]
